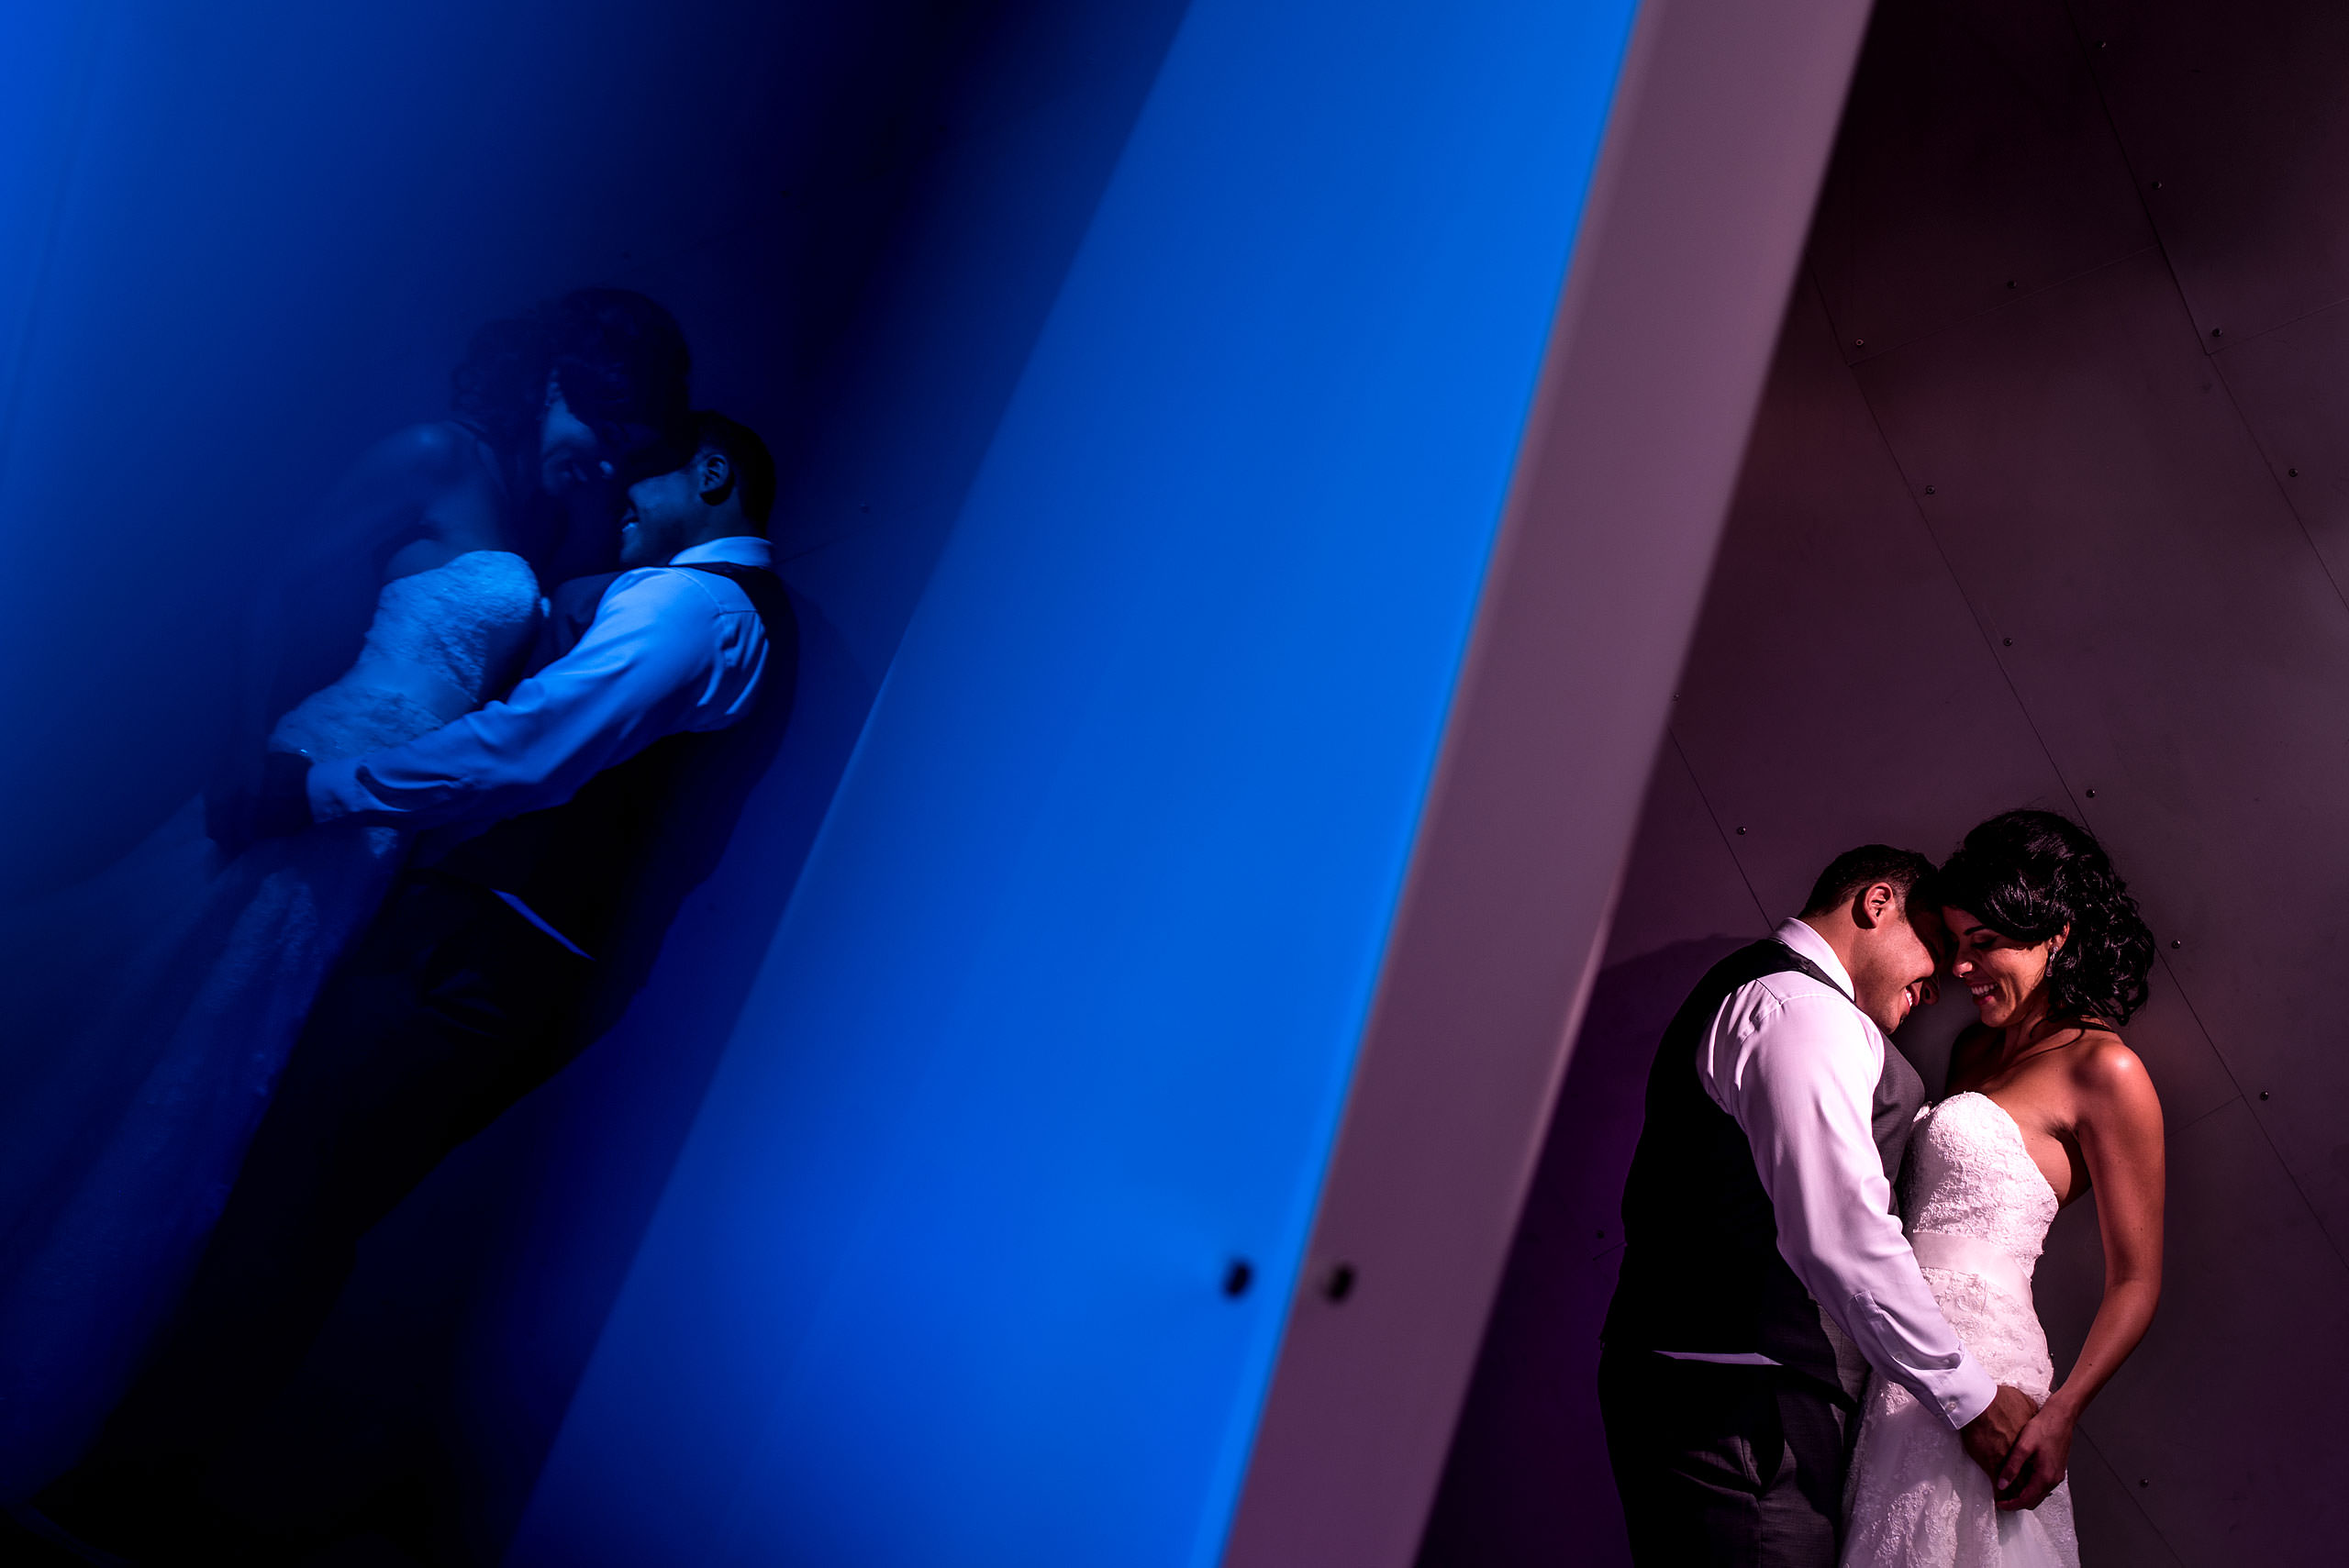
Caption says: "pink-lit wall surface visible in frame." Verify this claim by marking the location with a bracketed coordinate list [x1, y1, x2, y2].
[1421, 1, 2349, 1564]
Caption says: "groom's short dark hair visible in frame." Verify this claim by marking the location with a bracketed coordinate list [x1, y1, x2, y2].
[1800, 845, 1937, 917]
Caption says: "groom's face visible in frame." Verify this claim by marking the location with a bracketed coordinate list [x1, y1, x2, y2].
[1852, 887, 1942, 1034]
[618, 450, 713, 568]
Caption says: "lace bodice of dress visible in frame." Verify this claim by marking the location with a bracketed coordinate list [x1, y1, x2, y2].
[1905, 1092, 2059, 1263]
[1898, 1091, 2060, 1394]
[269, 550, 540, 762]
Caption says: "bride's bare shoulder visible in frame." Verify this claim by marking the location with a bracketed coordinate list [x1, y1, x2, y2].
[340, 421, 495, 499]
[2065, 1028, 2163, 1124]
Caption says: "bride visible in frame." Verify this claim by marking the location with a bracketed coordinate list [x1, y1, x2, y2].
[0, 288, 689, 1499]
[1843, 809, 2165, 1567]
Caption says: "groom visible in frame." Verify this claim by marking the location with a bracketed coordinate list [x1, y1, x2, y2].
[1598, 847, 2036, 1565]
[61, 411, 797, 1535]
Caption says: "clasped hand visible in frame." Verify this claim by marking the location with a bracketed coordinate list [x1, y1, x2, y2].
[1958, 1384, 2070, 1510]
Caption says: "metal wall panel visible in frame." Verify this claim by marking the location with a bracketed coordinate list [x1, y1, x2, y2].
[2210, 300, 2349, 608]
[2071, 0, 2349, 346]
[1856, 250, 2349, 1233]
[1671, 283, 2072, 916]
[1598, 741, 1769, 971]
[1813, 0, 2152, 366]
[2034, 1102, 2349, 1560]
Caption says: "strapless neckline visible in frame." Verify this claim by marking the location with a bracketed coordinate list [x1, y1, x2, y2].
[1938, 1090, 2060, 1207]
[384, 546, 531, 584]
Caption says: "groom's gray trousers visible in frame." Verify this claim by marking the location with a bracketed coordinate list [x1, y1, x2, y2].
[1599, 1345, 1850, 1567]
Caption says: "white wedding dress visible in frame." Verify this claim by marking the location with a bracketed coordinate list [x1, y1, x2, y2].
[1842, 1092, 2078, 1567]
[0, 550, 538, 1498]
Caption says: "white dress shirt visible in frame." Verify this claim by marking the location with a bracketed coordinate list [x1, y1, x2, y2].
[307, 536, 776, 832]
[1675, 917, 1997, 1430]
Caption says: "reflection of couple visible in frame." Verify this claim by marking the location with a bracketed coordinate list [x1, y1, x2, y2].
[1602, 812, 2165, 1567]
[0, 288, 795, 1548]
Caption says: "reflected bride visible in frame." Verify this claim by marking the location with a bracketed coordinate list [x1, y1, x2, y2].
[0, 289, 689, 1498]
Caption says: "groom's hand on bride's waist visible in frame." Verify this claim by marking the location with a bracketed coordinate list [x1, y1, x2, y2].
[1957, 1384, 2038, 1488]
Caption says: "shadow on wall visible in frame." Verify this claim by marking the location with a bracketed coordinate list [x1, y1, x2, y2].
[1415, 936, 1747, 1568]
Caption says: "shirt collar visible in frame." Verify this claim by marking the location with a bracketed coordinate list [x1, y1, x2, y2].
[670, 534, 774, 570]
[1776, 917, 1855, 996]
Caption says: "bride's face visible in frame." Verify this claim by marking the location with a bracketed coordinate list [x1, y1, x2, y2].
[1942, 906, 2066, 1029]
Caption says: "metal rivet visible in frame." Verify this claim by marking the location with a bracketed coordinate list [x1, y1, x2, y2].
[2260, 1090, 2271, 1101]
[1325, 1262, 1357, 1302]
[1736, 826, 1748, 836]
[1924, 484, 1937, 495]
[2086, 788, 2097, 798]
[2002, 637, 2013, 647]
[2152, 180, 2164, 190]
[1854, 339, 1867, 349]
[2172, 939, 2183, 949]
[2006, 279, 2018, 289]
[2289, 468, 2300, 477]
[2211, 327, 2223, 339]
[1223, 1260, 1252, 1297]
[2140, 1479, 2150, 1488]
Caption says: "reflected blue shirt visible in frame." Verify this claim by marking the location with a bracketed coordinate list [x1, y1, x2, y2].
[306, 535, 774, 831]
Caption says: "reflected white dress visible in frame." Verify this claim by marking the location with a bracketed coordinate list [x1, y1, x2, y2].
[0, 550, 538, 1498]
[1842, 1092, 2078, 1567]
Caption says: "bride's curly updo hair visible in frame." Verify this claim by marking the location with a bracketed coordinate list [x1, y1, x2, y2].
[449, 287, 692, 476]
[1933, 809, 2155, 1028]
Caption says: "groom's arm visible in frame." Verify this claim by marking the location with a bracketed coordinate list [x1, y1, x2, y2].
[1709, 986, 1999, 1430]
[306, 569, 766, 833]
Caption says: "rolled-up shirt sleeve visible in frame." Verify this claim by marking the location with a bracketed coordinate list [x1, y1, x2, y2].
[307, 570, 760, 833]
[1708, 988, 1998, 1429]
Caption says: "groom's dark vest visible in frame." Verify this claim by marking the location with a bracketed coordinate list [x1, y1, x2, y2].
[422, 559, 796, 958]
[1600, 940, 1925, 1394]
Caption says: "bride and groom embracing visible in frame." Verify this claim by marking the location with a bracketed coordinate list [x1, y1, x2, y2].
[0, 289, 796, 1554]
[1601, 813, 2165, 1567]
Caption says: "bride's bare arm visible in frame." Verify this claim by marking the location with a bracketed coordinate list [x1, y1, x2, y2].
[1997, 1039, 2165, 1510]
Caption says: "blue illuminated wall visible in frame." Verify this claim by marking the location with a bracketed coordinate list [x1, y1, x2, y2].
[508, 1, 1639, 1563]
